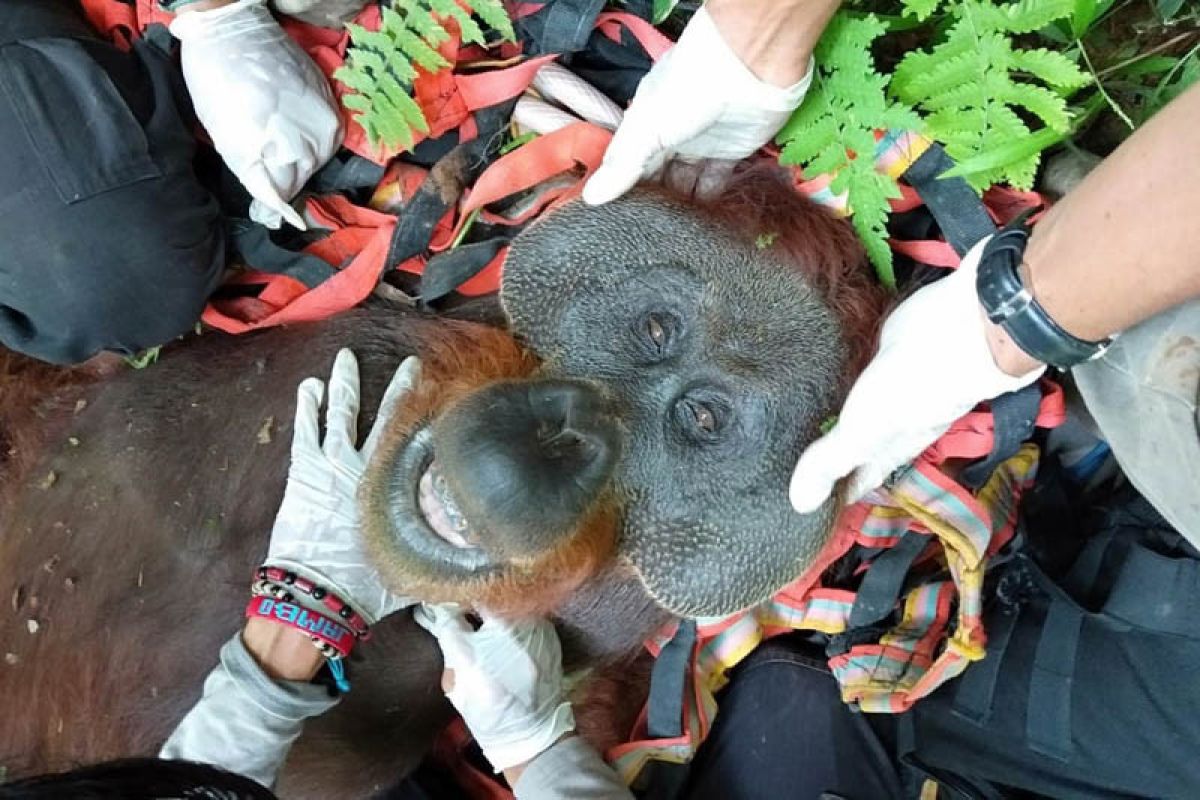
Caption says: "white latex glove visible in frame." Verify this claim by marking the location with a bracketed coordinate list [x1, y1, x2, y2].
[414, 604, 576, 772]
[582, 6, 812, 206]
[170, 0, 342, 229]
[789, 237, 1047, 512]
[266, 349, 420, 624]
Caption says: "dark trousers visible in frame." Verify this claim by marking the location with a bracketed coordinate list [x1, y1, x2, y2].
[0, 0, 223, 364]
[684, 637, 905, 800]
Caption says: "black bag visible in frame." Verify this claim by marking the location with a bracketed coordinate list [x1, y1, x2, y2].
[899, 468, 1200, 800]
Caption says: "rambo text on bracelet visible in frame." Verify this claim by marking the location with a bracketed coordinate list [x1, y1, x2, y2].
[975, 219, 1112, 371]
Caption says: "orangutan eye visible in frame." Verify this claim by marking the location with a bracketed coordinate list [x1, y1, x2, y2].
[636, 311, 678, 360]
[646, 315, 666, 347]
[677, 396, 722, 439]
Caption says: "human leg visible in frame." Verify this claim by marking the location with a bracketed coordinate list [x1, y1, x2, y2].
[684, 636, 904, 800]
[0, 0, 224, 364]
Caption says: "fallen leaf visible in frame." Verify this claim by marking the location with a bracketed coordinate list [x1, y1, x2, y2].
[37, 471, 57, 490]
[10, 586, 23, 613]
[26, 619, 38, 635]
[256, 416, 275, 445]
[4, 653, 18, 666]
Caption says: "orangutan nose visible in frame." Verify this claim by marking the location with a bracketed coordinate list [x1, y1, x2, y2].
[528, 382, 612, 466]
[431, 379, 621, 560]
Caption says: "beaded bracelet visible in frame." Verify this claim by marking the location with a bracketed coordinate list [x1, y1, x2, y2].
[245, 596, 355, 660]
[251, 578, 372, 642]
[254, 566, 371, 640]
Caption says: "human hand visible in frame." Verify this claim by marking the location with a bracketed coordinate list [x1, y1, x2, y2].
[266, 349, 421, 624]
[170, 0, 342, 230]
[789, 237, 1047, 512]
[413, 604, 575, 772]
[582, 3, 817, 206]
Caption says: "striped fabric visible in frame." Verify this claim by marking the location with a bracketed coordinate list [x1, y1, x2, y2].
[608, 441, 1042, 782]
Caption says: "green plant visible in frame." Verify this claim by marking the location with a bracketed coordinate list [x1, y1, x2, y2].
[776, 13, 922, 290]
[890, 0, 1091, 190]
[334, 0, 515, 154]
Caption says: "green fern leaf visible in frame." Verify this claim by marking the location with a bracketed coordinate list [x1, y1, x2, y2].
[338, 0, 514, 154]
[778, 115, 840, 166]
[350, 48, 387, 78]
[979, 0, 1075, 33]
[1009, 48, 1090, 90]
[395, 26, 450, 72]
[427, 0, 482, 46]
[470, 0, 517, 41]
[342, 93, 373, 114]
[901, 0, 942, 20]
[333, 65, 375, 95]
[898, 52, 983, 105]
[379, 73, 431, 133]
[346, 23, 395, 55]
[996, 80, 1071, 131]
[777, 12, 919, 288]
[397, 6, 450, 46]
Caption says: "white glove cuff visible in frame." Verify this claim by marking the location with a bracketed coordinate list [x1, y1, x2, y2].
[683, 7, 814, 112]
[262, 557, 377, 625]
[169, 0, 273, 40]
[483, 702, 576, 772]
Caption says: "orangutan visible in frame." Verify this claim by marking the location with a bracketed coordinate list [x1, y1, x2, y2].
[0, 169, 883, 797]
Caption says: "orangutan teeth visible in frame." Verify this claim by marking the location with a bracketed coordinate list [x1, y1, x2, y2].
[417, 462, 475, 549]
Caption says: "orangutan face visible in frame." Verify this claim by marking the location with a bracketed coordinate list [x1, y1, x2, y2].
[361, 187, 847, 618]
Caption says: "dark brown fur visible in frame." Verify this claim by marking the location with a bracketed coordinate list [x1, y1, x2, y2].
[0, 173, 883, 796]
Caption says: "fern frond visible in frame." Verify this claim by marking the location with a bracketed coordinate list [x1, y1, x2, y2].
[777, 12, 919, 289]
[890, 0, 1083, 193]
[980, 0, 1075, 33]
[338, 0, 515, 155]
[470, 0, 516, 41]
[901, 0, 942, 21]
[1009, 48, 1090, 90]
[995, 79, 1071, 131]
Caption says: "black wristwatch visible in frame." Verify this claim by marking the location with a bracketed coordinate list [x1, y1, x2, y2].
[975, 219, 1112, 370]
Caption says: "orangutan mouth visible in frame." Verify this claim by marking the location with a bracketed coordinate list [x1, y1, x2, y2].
[418, 462, 477, 549]
[387, 424, 494, 572]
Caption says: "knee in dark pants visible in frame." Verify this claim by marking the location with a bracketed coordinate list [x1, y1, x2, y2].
[0, 215, 225, 369]
[0, 3, 227, 365]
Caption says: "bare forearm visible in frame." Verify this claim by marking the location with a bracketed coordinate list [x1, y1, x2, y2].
[990, 83, 1200, 375]
[706, 0, 841, 87]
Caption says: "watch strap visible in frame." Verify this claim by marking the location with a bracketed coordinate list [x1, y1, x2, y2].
[975, 222, 1111, 370]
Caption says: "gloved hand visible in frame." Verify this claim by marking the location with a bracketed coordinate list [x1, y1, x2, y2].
[582, 6, 812, 206]
[170, 0, 342, 229]
[789, 237, 1047, 512]
[414, 604, 576, 772]
[266, 349, 420, 624]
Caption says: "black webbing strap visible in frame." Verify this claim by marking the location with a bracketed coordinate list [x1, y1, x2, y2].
[383, 99, 516, 276]
[309, 152, 387, 194]
[1024, 566, 1084, 763]
[647, 619, 697, 738]
[896, 716, 1007, 800]
[847, 530, 933, 629]
[230, 221, 336, 289]
[639, 618, 698, 800]
[960, 383, 1042, 490]
[900, 143, 997, 257]
[1103, 542, 1200, 639]
[519, 0, 608, 56]
[418, 237, 511, 303]
[949, 606, 1020, 725]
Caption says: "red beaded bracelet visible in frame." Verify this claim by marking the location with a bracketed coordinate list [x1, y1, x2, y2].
[254, 566, 371, 640]
[245, 596, 355, 659]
